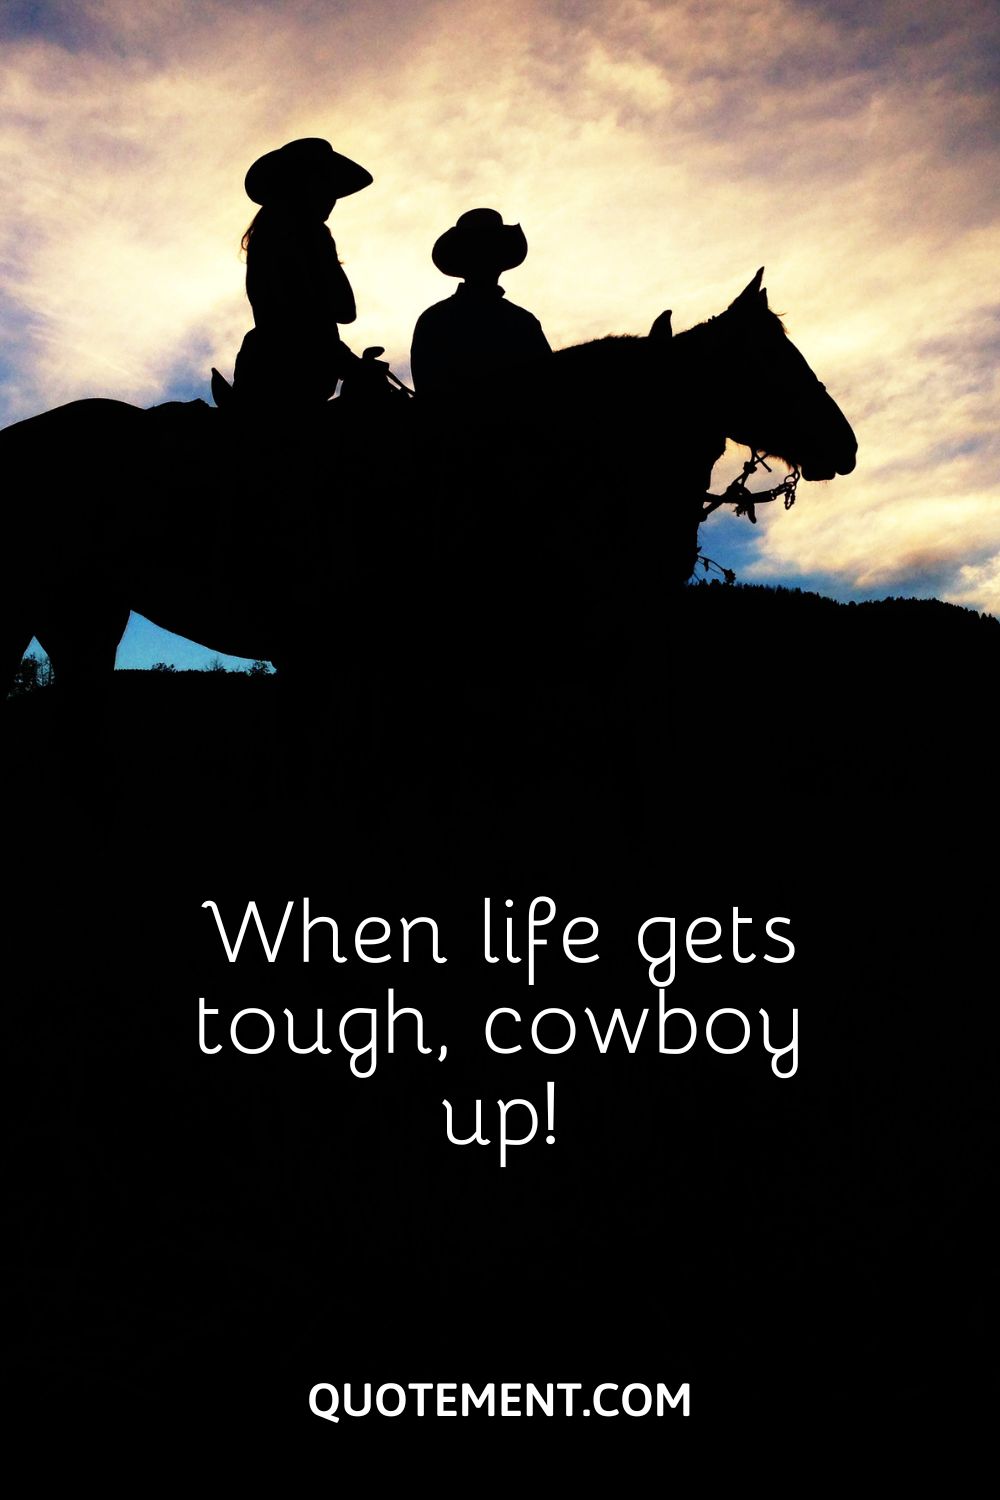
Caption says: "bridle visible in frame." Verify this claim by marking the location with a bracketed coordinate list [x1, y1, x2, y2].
[702, 448, 801, 525]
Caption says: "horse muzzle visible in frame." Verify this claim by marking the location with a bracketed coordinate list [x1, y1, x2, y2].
[801, 447, 857, 482]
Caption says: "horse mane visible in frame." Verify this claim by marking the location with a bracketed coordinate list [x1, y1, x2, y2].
[549, 300, 789, 376]
[678, 304, 789, 349]
[551, 333, 645, 365]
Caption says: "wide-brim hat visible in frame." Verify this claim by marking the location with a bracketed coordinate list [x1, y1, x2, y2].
[245, 138, 373, 205]
[432, 208, 528, 278]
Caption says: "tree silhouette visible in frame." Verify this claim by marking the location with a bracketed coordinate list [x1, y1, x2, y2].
[8, 651, 53, 697]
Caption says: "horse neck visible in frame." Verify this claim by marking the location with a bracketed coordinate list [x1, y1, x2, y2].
[667, 316, 736, 478]
[672, 313, 737, 394]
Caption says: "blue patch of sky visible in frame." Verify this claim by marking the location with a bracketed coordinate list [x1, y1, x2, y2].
[0, 2, 98, 50]
[155, 330, 222, 407]
[25, 621, 264, 672]
[115, 617, 263, 671]
[695, 505, 783, 582]
[0, 0, 358, 54]
[154, 370, 217, 408]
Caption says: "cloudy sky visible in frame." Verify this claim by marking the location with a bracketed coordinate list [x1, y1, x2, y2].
[2, 0, 998, 666]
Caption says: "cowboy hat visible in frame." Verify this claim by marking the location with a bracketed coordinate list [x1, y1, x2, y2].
[432, 208, 528, 278]
[245, 138, 373, 205]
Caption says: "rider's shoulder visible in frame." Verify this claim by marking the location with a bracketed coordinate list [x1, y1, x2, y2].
[413, 296, 463, 328]
[499, 297, 543, 326]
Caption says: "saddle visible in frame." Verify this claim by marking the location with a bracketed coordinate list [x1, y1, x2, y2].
[210, 344, 411, 411]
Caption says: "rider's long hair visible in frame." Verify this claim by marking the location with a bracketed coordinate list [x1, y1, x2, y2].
[241, 207, 344, 267]
[241, 211, 261, 256]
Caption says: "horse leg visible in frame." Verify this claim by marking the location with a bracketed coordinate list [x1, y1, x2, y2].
[37, 587, 128, 681]
[35, 590, 131, 802]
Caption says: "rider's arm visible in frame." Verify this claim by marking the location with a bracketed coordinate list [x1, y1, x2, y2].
[323, 237, 357, 325]
[249, 224, 356, 331]
[410, 310, 434, 391]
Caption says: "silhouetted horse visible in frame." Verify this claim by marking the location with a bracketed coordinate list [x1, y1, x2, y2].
[1, 271, 855, 704]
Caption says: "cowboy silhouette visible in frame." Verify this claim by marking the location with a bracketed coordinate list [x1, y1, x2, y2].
[226, 138, 372, 409]
[410, 209, 552, 394]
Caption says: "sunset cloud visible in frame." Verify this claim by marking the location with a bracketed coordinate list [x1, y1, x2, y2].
[2, 0, 998, 665]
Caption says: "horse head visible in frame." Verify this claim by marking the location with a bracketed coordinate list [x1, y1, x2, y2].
[678, 269, 857, 483]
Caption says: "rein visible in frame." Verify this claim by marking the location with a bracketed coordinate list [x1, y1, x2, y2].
[702, 450, 800, 525]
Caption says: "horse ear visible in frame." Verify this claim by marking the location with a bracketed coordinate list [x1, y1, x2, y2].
[649, 309, 673, 341]
[732, 268, 765, 312]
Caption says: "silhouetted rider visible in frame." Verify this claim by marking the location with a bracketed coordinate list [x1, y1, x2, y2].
[410, 209, 551, 394]
[231, 138, 372, 409]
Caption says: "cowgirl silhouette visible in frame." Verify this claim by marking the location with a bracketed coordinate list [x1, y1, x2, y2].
[229, 137, 372, 409]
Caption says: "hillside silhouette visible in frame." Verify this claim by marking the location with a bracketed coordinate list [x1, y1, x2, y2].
[5, 582, 995, 864]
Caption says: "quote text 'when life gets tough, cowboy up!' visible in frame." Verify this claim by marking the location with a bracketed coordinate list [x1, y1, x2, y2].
[197, 898, 798, 1166]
